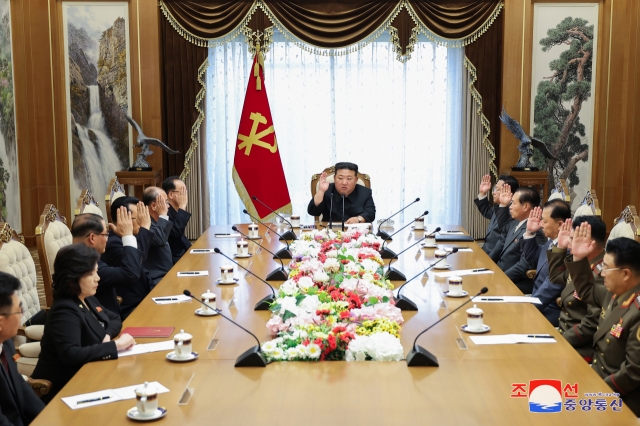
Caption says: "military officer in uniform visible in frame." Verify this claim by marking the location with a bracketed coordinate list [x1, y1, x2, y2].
[564, 223, 640, 415]
[547, 216, 607, 362]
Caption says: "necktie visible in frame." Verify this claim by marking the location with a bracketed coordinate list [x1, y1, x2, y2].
[0, 346, 8, 373]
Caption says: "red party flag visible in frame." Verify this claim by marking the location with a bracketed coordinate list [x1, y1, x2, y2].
[233, 48, 291, 220]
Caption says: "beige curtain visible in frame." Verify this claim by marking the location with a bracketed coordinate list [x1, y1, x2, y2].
[183, 123, 208, 240]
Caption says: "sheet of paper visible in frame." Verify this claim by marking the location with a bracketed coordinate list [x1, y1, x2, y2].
[432, 269, 495, 278]
[444, 247, 473, 252]
[475, 296, 542, 304]
[213, 233, 241, 238]
[112, 382, 171, 400]
[441, 231, 464, 235]
[152, 294, 192, 304]
[62, 389, 121, 410]
[190, 248, 214, 253]
[143, 340, 175, 353]
[177, 271, 209, 277]
[469, 334, 556, 345]
[117, 344, 151, 358]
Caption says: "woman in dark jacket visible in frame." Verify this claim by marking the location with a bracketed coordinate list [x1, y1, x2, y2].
[32, 244, 135, 403]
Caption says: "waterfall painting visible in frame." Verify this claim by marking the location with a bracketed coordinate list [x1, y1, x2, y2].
[0, 1, 20, 231]
[62, 2, 132, 219]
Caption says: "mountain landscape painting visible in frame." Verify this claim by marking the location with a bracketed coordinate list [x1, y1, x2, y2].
[63, 3, 131, 219]
[0, 1, 21, 231]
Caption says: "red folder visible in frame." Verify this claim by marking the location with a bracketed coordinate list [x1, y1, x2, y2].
[121, 327, 175, 338]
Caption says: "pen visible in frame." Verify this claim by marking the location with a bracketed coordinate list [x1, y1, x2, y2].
[155, 298, 178, 301]
[527, 335, 555, 338]
[192, 249, 210, 252]
[483, 298, 503, 301]
[472, 268, 489, 272]
[180, 272, 199, 275]
[77, 396, 110, 405]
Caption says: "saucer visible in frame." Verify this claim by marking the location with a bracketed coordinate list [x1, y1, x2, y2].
[127, 406, 167, 421]
[246, 235, 262, 239]
[443, 290, 468, 298]
[411, 226, 425, 231]
[432, 263, 451, 269]
[233, 253, 252, 258]
[421, 243, 438, 248]
[195, 308, 218, 316]
[461, 324, 490, 333]
[216, 278, 239, 284]
[166, 351, 199, 362]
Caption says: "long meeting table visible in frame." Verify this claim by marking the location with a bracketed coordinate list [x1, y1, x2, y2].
[31, 223, 638, 425]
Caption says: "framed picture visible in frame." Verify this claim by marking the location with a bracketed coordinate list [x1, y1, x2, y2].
[529, 3, 599, 208]
[62, 2, 132, 219]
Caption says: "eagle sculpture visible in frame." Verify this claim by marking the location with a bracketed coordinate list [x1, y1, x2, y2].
[499, 108, 556, 170]
[125, 114, 179, 169]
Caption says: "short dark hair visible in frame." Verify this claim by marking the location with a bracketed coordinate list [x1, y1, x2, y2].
[71, 213, 105, 238]
[0, 272, 20, 312]
[498, 175, 519, 193]
[605, 237, 640, 275]
[110, 196, 139, 224]
[543, 199, 572, 221]
[52, 244, 100, 299]
[573, 216, 607, 246]
[515, 187, 540, 208]
[142, 186, 162, 207]
[334, 162, 358, 176]
[162, 176, 181, 193]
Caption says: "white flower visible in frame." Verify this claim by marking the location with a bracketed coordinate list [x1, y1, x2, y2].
[343, 262, 360, 275]
[360, 258, 380, 274]
[298, 295, 320, 313]
[286, 347, 299, 360]
[306, 343, 322, 359]
[324, 258, 340, 273]
[271, 347, 285, 360]
[361, 272, 374, 283]
[295, 344, 308, 359]
[279, 280, 298, 296]
[345, 333, 403, 362]
[279, 296, 298, 315]
[261, 340, 277, 353]
[313, 271, 330, 283]
[340, 277, 358, 291]
[298, 276, 314, 290]
[326, 249, 338, 258]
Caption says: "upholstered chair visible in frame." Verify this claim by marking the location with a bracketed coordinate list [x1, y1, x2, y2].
[607, 206, 640, 243]
[35, 205, 72, 307]
[75, 189, 103, 218]
[105, 177, 126, 223]
[310, 166, 371, 222]
[547, 179, 570, 202]
[573, 190, 602, 219]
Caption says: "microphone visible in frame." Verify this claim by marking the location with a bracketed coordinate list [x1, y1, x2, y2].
[214, 248, 277, 310]
[243, 209, 291, 259]
[385, 227, 441, 280]
[251, 196, 297, 241]
[394, 248, 458, 311]
[341, 194, 345, 231]
[406, 286, 488, 367]
[183, 289, 267, 367]
[231, 226, 287, 281]
[377, 197, 420, 240]
[379, 211, 429, 259]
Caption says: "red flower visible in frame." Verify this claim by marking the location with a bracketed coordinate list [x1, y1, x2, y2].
[333, 325, 347, 334]
[339, 311, 351, 320]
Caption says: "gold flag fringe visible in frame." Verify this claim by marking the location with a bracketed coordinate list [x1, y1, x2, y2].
[464, 57, 497, 180]
[179, 58, 209, 181]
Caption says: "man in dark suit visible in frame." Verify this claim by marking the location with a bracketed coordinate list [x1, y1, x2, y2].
[162, 176, 192, 263]
[520, 199, 572, 325]
[307, 162, 375, 223]
[474, 174, 519, 254]
[102, 196, 153, 319]
[488, 186, 546, 293]
[142, 186, 174, 285]
[71, 211, 143, 316]
[0, 272, 44, 425]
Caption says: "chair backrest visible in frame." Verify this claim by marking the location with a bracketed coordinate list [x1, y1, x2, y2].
[548, 179, 570, 202]
[608, 205, 640, 243]
[75, 189, 103, 218]
[573, 189, 602, 218]
[105, 177, 126, 223]
[0, 223, 39, 322]
[310, 166, 371, 221]
[35, 204, 72, 306]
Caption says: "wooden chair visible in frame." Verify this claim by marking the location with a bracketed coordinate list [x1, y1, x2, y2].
[24, 377, 52, 399]
[548, 179, 570, 202]
[573, 189, 602, 218]
[608, 205, 640, 243]
[75, 189, 103, 218]
[310, 166, 371, 221]
[35, 204, 72, 307]
[105, 177, 126, 223]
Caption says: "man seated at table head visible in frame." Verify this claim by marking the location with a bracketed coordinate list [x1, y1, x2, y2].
[547, 215, 606, 362]
[0, 272, 44, 425]
[520, 199, 572, 325]
[307, 162, 375, 224]
[104, 196, 154, 319]
[474, 173, 519, 254]
[487, 185, 546, 293]
[71, 211, 145, 316]
[162, 176, 192, 263]
[142, 186, 174, 286]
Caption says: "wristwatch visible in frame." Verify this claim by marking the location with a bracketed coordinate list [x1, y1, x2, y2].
[358, 216, 364, 223]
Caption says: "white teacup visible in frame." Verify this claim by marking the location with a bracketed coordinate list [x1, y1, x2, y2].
[201, 289, 217, 313]
[236, 240, 248, 256]
[174, 329, 193, 359]
[135, 382, 158, 418]
[466, 304, 484, 330]
[414, 217, 424, 230]
[447, 276, 463, 295]
[290, 215, 300, 228]
[248, 223, 259, 238]
[220, 264, 234, 282]
[425, 235, 436, 246]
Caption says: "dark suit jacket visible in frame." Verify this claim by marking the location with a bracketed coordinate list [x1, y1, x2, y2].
[0, 340, 44, 426]
[474, 197, 500, 254]
[145, 217, 173, 285]
[307, 183, 376, 223]
[521, 238, 562, 325]
[167, 206, 192, 264]
[95, 243, 144, 316]
[32, 296, 121, 404]
[101, 227, 153, 319]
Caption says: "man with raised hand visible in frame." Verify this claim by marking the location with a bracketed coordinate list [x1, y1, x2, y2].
[547, 216, 606, 362]
[567, 223, 640, 415]
[474, 174, 519, 254]
[142, 186, 173, 286]
[520, 200, 572, 325]
[162, 176, 192, 263]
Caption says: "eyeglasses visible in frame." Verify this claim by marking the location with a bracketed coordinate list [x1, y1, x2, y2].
[0, 306, 24, 317]
[601, 267, 620, 274]
[87, 232, 109, 239]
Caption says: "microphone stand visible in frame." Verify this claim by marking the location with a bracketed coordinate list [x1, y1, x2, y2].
[215, 248, 277, 310]
[183, 290, 267, 367]
[328, 191, 333, 229]
[377, 197, 420, 240]
[385, 227, 442, 281]
[251, 196, 297, 240]
[394, 248, 458, 311]
[243, 209, 292, 259]
[232, 226, 288, 281]
[406, 287, 488, 367]
[341, 194, 345, 232]
[379, 210, 429, 259]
